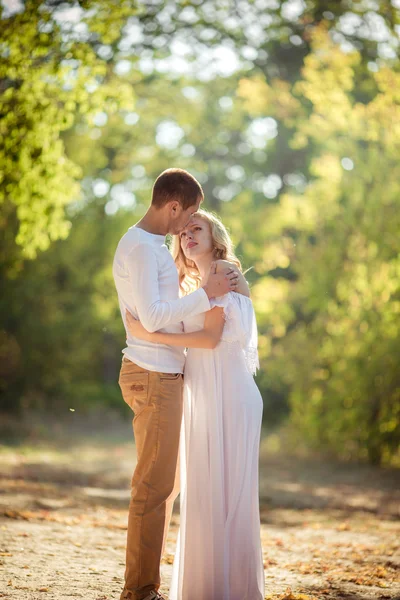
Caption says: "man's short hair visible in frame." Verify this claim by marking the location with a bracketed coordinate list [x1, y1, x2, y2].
[152, 168, 204, 210]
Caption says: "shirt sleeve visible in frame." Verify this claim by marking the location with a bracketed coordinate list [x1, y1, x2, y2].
[125, 242, 210, 332]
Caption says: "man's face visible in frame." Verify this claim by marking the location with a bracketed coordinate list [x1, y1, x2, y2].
[169, 196, 202, 235]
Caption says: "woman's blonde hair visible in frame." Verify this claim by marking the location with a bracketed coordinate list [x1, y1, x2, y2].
[171, 208, 242, 294]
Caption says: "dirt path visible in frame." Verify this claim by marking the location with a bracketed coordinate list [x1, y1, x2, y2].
[0, 436, 399, 600]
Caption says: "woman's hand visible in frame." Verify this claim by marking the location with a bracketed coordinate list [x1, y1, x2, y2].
[125, 310, 151, 341]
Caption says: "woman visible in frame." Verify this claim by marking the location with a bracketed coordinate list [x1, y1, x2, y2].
[126, 209, 264, 600]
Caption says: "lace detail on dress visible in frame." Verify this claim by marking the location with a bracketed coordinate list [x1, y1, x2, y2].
[211, 293, 260, 375]
[243, 346, 259, 375]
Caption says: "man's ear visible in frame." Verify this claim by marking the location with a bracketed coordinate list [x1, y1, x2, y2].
[169, 200, 180, 215]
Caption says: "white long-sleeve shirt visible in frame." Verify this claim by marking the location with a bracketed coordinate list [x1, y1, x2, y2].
[113, 226, 210, 373]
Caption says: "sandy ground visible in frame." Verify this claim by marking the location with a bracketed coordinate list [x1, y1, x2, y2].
[0, 430, 399, 600]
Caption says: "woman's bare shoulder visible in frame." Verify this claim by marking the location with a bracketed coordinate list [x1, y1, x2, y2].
[214, 260, 250, 297]
[215, 259, 238, 273]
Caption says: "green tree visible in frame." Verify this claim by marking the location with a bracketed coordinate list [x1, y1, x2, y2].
[2, 2, 400, 465]
[238, 27, 400, 464]
[0, 0, 134, 271]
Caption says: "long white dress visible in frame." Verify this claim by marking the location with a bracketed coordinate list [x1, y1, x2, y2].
[169, 292, 265, 600]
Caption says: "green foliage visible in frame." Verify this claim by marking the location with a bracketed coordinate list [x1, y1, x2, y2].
[0, 201, 131, 413]
[238, 28, 400, 464]
[1, 2, 399, 464]
[0, 0, 134, 266]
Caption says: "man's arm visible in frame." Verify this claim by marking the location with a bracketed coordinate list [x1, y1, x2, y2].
[126, 243, 211, 332]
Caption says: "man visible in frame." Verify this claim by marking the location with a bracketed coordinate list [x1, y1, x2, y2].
[113, 168, 239, 600]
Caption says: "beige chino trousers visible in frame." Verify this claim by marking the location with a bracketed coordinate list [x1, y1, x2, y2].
[118, 356, 183, 600]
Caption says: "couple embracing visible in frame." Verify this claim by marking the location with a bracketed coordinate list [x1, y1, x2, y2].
[113, 168, 265, 600]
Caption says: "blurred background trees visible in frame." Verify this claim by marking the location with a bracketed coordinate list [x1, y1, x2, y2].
[1, 0, 399, 465]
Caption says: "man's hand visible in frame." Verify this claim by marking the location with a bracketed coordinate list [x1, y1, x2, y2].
[203, 262, 239, 299]
[126, 310, 152, 341]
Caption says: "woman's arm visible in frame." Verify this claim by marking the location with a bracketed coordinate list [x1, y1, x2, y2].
[126, 306, 225, 350]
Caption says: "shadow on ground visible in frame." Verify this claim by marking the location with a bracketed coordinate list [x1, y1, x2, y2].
[0, 423, 399, 600]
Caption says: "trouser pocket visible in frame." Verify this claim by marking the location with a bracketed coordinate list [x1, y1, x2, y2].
[159, 372, 181, 381]
[119, 370, 150, 416]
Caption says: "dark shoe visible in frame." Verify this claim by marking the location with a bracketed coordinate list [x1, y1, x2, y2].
[143, 592, 167, 600]
[121, 591, 167, 600]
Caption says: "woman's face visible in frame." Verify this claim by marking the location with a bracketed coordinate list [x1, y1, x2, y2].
[179, 216, 213, 261]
